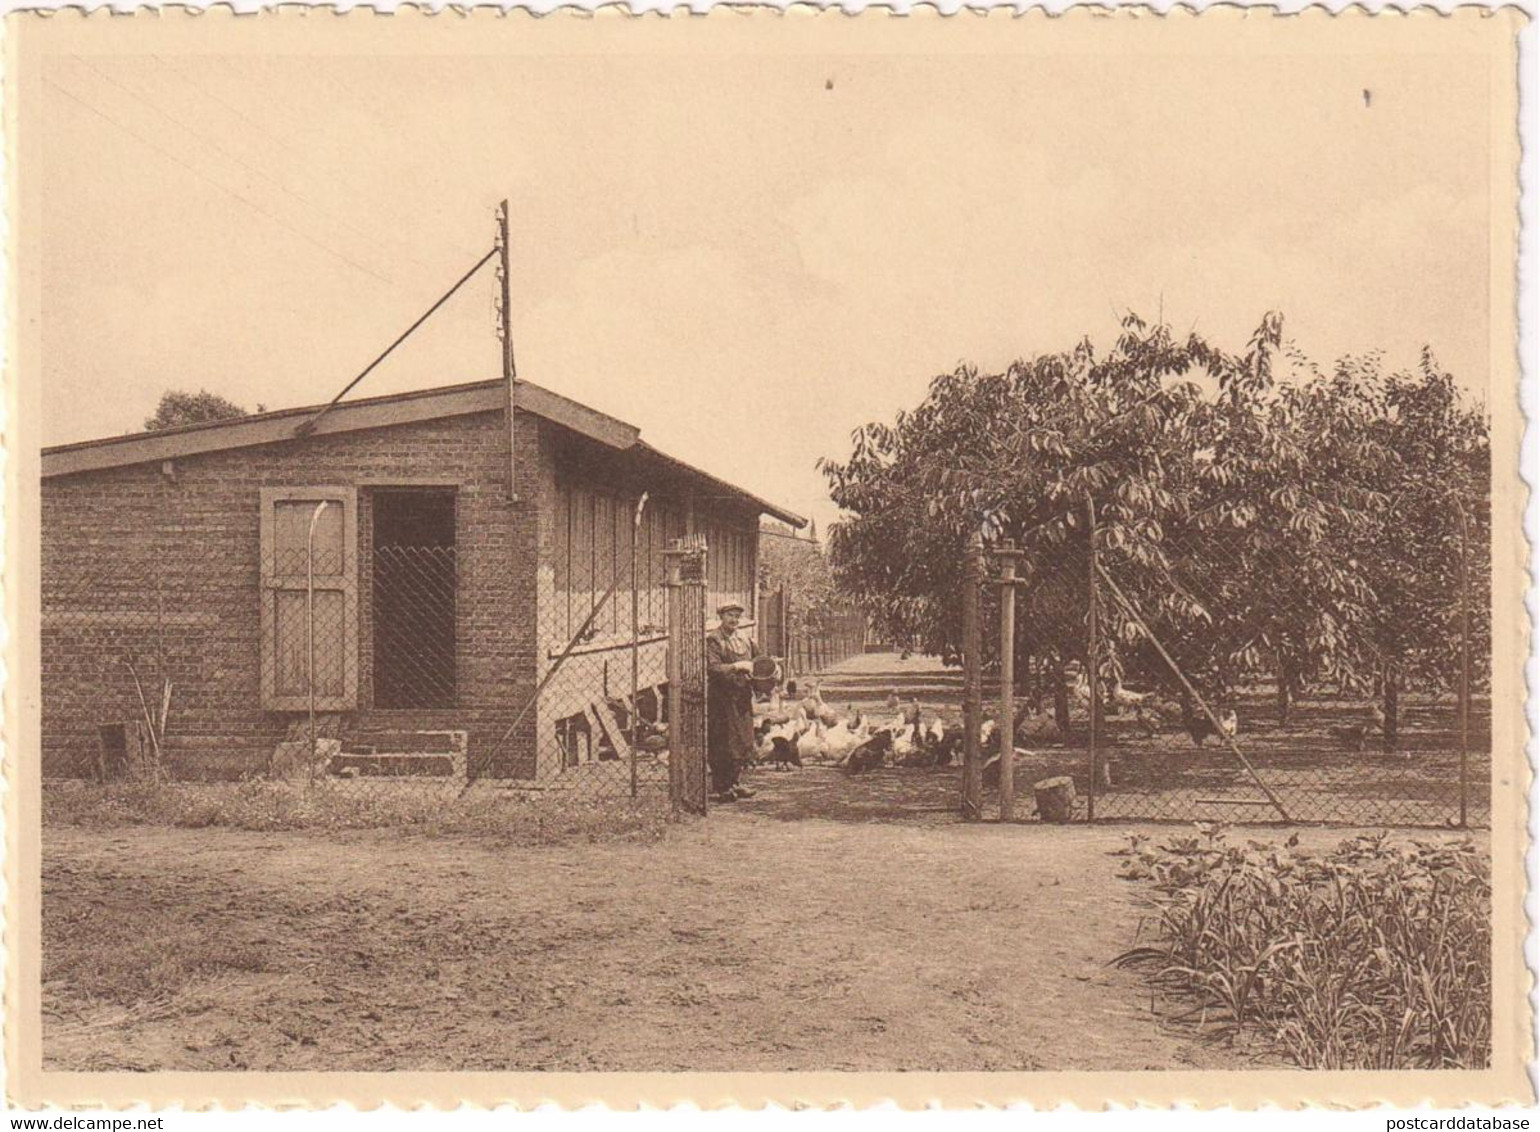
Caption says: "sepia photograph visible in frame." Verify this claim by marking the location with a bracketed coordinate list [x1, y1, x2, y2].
[3, 6, 1530, 1111]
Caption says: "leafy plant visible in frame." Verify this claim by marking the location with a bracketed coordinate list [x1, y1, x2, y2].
[1114, 824, 1491, 1069]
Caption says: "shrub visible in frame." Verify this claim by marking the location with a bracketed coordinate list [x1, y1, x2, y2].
[1114, 825, 1490, 1069]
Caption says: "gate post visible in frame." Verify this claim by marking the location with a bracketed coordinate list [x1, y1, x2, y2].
[993, 539, 1023, 821]
[664, 536, 709, 814]
[962, 530, 985, 821]
[1086, 495, 1100, 821]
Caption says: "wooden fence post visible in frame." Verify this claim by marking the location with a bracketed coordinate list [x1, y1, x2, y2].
[1087, 495, 1100, 820]
[1456, 499, 1471, 829]
[994, 539, 1023, 820]
[962, 531, 984, 821]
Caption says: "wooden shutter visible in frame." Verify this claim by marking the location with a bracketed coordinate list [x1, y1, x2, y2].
[260, 487, 358, 711]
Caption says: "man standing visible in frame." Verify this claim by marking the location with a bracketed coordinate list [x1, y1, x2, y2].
[705, 602, 763, 802]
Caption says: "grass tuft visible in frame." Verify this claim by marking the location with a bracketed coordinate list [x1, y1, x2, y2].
[43, 778, 676, 847]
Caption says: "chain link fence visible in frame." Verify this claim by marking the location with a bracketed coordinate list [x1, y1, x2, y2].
[963, 493, 1490, 829]
[40, 494, 695, 816]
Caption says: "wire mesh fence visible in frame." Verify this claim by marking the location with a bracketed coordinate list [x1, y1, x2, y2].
[39, 491, 702, 818]
[964, 492, 1491, 829]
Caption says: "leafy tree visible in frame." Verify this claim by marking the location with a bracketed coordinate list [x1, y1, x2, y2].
[144, 389, 260, 431]
[1350, 351, 1491, 747]
[822, 313, 1237, 725]
[758, 521, 843, 638]
[820, 314, 1490, 740]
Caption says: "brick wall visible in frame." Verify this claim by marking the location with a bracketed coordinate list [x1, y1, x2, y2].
[40, 409, 544, 780]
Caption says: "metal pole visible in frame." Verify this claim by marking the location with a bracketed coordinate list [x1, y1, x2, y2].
[997, 539, 1021, 821]
[962, 530, 984, 821]
[1086, 495, 1099, 820]
[631, 493, 649, 800]
[1456, 499, 1471, 828]
[306, 501, 330, 787]
[497, 200, 521, 504]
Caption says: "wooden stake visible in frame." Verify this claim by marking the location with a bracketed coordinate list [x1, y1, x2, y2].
[1097, 565, 1292, 822]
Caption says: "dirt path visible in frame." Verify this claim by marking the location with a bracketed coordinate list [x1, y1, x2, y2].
[43, 815, 1272, 1073]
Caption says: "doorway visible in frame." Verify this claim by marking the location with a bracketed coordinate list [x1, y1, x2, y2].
[372, 489, 456, 709]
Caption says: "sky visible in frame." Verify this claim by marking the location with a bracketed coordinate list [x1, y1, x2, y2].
[38, 41, 1495, 532]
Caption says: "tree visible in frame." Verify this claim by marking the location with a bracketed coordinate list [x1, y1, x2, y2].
[1350, 350, 1491, 747]
[820, 313, 1491, 737]
[759, 521, 843, 638]
[822, 312, 1238, 722]
[144, 389, 260, 431]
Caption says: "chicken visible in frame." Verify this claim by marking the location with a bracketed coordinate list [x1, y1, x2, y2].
[843, 729, 893, 775]
[796, 720, 829, 763]
[904, 698, 923, 728]
[1328, 723, 1369, 751]
[757, 717, 805, 760]
[930, 725, 963, 768]
[823, 717, 870, 761]
[1328, 701, 1385, 752]
[884, 690, 901, 713]
[979, 719, 999, 755]
[981, 747, 1031, 789]
[1014, 711, 1062, 746]
[1134, 697, 1183, 738]
[766, 735, 803, 770]
[890, 722, 920, 762]
[1188, 707, 1239, 748]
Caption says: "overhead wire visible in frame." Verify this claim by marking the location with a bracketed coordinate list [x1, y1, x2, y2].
[141, 55, 455, 280]
[45, 76, 397, 289]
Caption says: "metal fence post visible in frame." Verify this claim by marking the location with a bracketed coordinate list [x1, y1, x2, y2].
[305, 500, 330, 788]
[962, 530, 984, 821]
[630, 492, 649, 801]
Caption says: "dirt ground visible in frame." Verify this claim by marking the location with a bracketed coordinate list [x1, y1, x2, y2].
[43, 809, 1322, 1073]
[41, 651, 1488, 1073]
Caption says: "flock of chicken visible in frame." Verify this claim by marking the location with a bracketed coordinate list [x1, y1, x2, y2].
[750, 671, 1252, 779]
[747, 660, 1389, 778]
[753, 687, 964, 774]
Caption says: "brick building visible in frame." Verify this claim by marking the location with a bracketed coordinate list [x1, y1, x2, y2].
[41, 378, 802, 782]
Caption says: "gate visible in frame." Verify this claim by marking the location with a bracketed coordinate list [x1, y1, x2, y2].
[664, 535, 709, 813]
[757, 585, 787, 660]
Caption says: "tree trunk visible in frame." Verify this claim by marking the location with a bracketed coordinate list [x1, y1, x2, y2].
[1054, 660, 1072, 734]
[1178, 688, 1198, 735]
[1382, 669, 1399, 752]
[1276, 662, 1294, 727]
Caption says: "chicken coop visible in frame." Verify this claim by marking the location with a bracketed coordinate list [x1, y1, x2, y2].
[40, 377, 803, 795]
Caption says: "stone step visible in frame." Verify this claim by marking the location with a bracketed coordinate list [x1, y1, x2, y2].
[330, 730, 467, 779]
